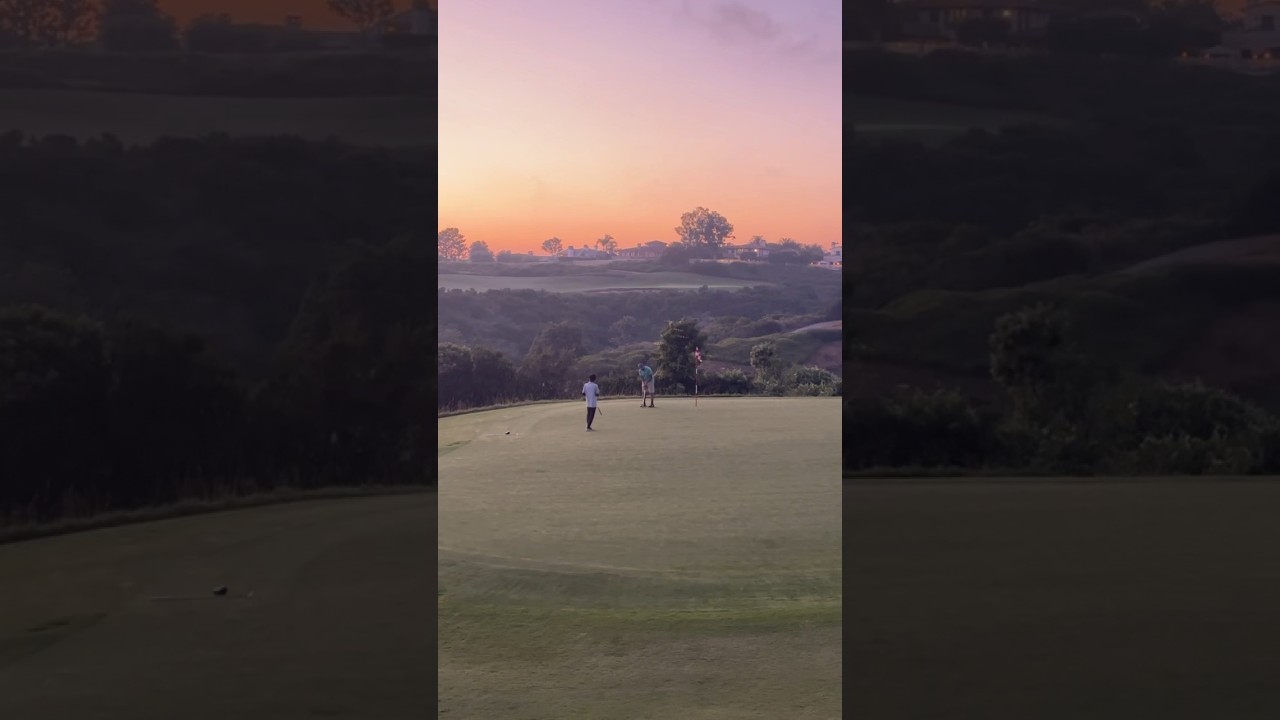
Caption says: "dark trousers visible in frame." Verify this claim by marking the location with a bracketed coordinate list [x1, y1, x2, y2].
[587, 406, 596, 427]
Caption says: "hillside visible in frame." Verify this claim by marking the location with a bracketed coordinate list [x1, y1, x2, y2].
[843, 260, 1280, 411]
[437, 263, 841, 361]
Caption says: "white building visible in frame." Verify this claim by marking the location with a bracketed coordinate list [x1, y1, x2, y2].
[815, 242, 843, 269]
[563, 245, 608, 259]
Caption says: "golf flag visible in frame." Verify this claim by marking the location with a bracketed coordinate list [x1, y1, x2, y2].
[694, 347, 702, 407]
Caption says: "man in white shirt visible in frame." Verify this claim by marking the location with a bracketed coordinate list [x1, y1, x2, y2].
[582, 374, 601, 431]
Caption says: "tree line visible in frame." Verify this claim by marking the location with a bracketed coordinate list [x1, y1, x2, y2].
[0, 133, 434, 525]
[439, 318, 840, 413]
[438, 207, 827, 265]
[0, 0, 421, 52]
[845, 304, 1280, 476]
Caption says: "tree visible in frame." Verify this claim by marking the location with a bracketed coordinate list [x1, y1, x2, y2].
[655, 318, 707, 394]
[437, 343, 474, 409]
[43, 0, 95, 45]
[675, 207, 734, 253]
[750, 340, 783, 385]
[469, 346, 520, 406]
[989, 303, 1069, 419]
[541, 237, 564, 256]
[595, 234, 618, 255]
[0, 0, 50, 46]
[326, 0, 394, 36]
[0, 305, 113, 518]
[522, 321, 583, 396]
[609, 315, 642, 346]
[469, 240, 494, 263]
[438, 227, 466, 261]
[0, 0, 93, 46]
[98, 0, 178, 52]
[184, 13, 263, 53]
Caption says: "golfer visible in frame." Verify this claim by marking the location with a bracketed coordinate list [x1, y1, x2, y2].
[582, 373, 601, 431]
[637, 362, 655, 408]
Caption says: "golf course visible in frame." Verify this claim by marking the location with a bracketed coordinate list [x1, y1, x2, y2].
[0, 89, 434, 147]
[436, 269, 766, 293]
[0, 492, 436, 719]
[439, 397, 842, 719]
[849, 477, 1280, 719]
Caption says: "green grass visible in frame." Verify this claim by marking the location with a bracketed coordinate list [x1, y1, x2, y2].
[0, 89, 434, 146]
[0, 492, 437, 717]
[848, 476, 1280, 719]
[710, 327, 842, 367]
[437, 269, 766, 293]
[847, 92, 1054, 143]
[0, 483, 433, 545]
[439, 397, 841, 719]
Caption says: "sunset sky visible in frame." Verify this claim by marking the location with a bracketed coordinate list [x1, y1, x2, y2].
[439, 0, 841, 254]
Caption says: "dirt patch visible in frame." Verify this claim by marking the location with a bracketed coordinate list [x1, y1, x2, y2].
[804, 341, 844, 374]
[1125, 235, 1280, 274]
[789, 320, 842, 334]
[1164, 300, 1280, 409]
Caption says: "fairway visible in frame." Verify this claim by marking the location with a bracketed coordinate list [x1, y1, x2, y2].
[436, 269, 765, 293]
[439, 397, 842, 719]
[848, 93, 1052, 143]
[0, 492, 435, 719]
[848, 477, 1280, 719]
[0, 89, 434, 146]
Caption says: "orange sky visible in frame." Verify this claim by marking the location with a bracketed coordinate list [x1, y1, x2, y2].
[439, 1, 841, 254]
[158, 1, 412, 29]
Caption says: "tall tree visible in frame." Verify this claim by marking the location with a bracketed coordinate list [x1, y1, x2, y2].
[43, 0, 96, 45]
[468, 240, 494, 263]
[0, 0, 93, 46]
[438, 227, 466, 261]
[97, 0, 178, 52]
[541, 237, 563, 256]
[655, 318, 707, 394]
[595, 234, 617, 255]
[522, 321, 583, 396]
[675, 207, 735, 253]
[327, 0, 395, 36]
[750, 340, 783, 384]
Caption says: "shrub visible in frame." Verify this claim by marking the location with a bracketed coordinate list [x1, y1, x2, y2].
[844, 390, 998, 470]
[699, 368, 751, 395]
[784, 366, 840, 396]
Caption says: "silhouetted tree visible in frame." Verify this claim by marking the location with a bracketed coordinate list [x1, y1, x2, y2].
[438, 227, 466, 261]
[522, 321, 583, 396]
[675, 207, 734, 254]
[98, 0, 178, 52]
[656, 318, 707, 393]
[326, 0, 394, 37]
[468, 240, 494, 262]
[541, 237, 563, 256]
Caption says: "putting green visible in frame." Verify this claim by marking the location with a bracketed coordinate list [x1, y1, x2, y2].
[439, 397, 842, 719]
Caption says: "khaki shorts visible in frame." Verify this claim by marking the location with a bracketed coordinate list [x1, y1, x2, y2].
[641, 379, 655, 393]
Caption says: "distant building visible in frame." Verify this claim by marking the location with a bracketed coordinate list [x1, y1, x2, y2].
[721, 237, 775, 260]
[894, 0, 1063, 42]
[815, 242, 843, 269]
[1219, 0, 1280, 56]
[616, 244, 663, 259]
[562, 245, 608, 259]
